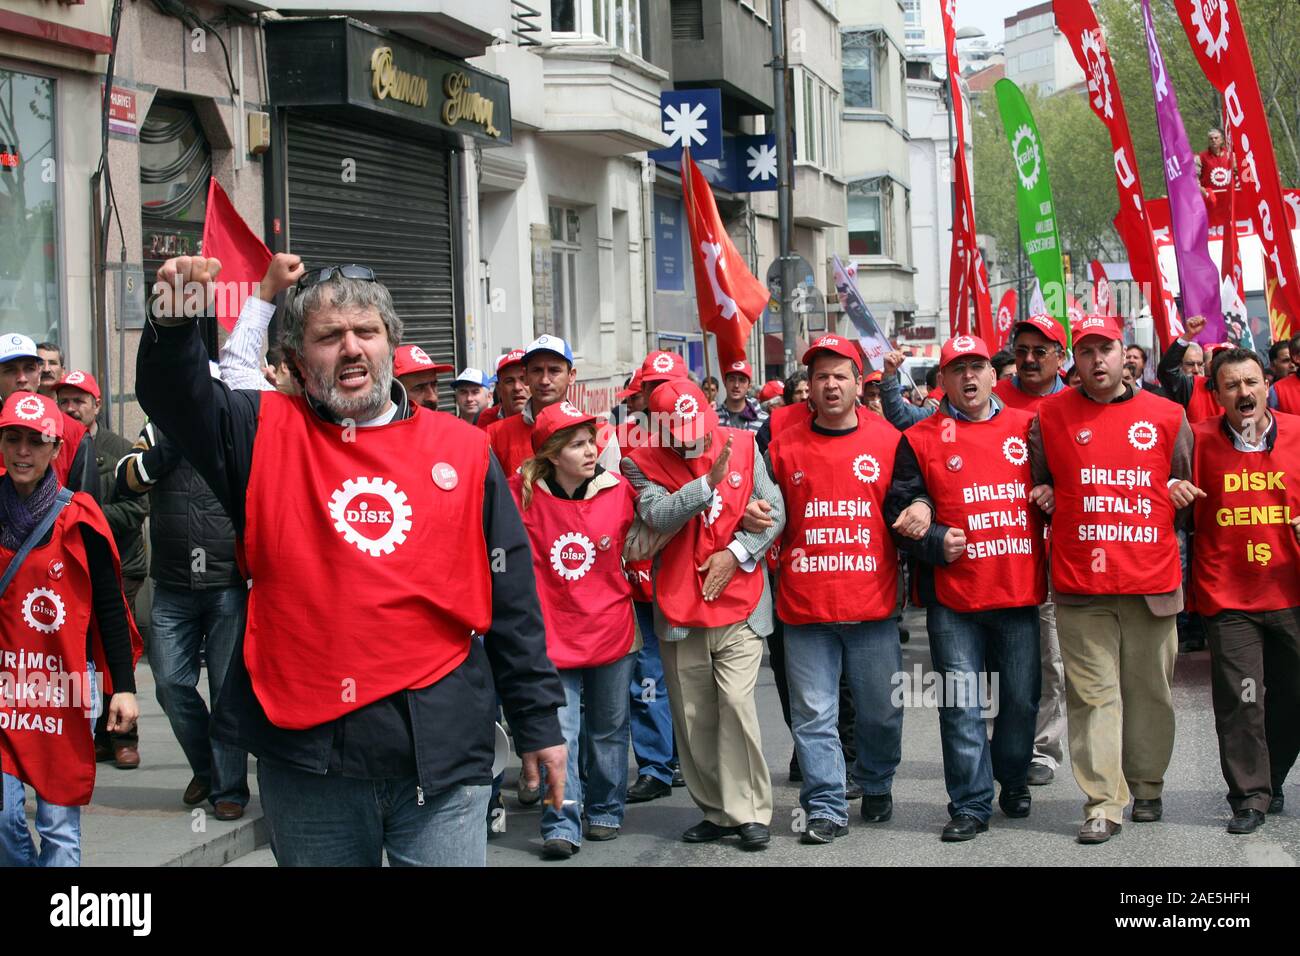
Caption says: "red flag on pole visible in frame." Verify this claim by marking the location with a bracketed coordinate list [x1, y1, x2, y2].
[1089, 259, 1115, 316]
[200, 177, 272, 332]
[681, 150, 770, 367]
[972, 251, 995, 344]
[995, 288, 1018, 348]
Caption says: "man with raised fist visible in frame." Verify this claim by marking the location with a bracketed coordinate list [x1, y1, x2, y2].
[1189, 347, 1300, 834]
[138, 255, 565, 867]
[1029, 314, 1198, 844]
[886, 334, 1047, 842]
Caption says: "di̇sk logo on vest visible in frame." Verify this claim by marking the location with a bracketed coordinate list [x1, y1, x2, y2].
[1003, 436, 1029, 466]
[1128, 420, 1158, 451]
[853, 454, 881, 484]
[328, 477, 413, 557]
[551, 532, 595, 581]
[22, 587, 66, 634]
[703, 489, 724, 526]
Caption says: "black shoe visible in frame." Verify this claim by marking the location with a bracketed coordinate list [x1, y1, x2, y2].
[541, 839, 579, 860]
[802, 818, 848, 845]
[671, 766, 686, 788]
[999, 786, 1032, 818]
[844, 778, 864, 801]
[1026, 763, 1054, 786]
[1227, 809, 1265, 834]
[1131, 798, 1163, 822]
[517, 779, 542, 806]
[941, 814, 988, 842]
[1267, 791, 1284, 815]
[682, 820, 736, 843]
[898, 625, 910, 644]
[737, 822, 770, 850]
[627, 774, 672, 803]
[585, 824, 619, 841]
[860, 793, 893, 823]
[1077, 817, 1121, 844]
[788, 752, 802, 783]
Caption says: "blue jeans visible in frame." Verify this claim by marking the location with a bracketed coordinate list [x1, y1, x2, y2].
[785, 620, 904, 825]
[257, 760, 491, 866]
[629, 601, 675, 785]
[147, 584, 250, 806]
[926, 604, 1041, 822]
[544, 653, 635, 845]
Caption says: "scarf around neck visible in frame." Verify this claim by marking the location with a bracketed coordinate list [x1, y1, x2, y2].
[0, 468, 61, 552]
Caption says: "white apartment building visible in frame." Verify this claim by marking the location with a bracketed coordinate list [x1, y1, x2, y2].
[1003, 1, 1084, 96]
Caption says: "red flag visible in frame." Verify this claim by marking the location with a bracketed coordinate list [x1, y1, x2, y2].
[1172, 0, 1300, 339]
[200, 177, 272, 332]
[995, 288, 1018, 348]
[681, 150, 769, 367]
[1054, 0, 1174, 351]
[1089, 260, 1115, 315]
[972, 251, 995, 345]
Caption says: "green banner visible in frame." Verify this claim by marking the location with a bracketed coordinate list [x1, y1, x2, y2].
[994, 79, 1069, 346]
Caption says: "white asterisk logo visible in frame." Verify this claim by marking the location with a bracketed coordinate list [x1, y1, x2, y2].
[746, 143, 778, 182]
[663, 102, 709, 149]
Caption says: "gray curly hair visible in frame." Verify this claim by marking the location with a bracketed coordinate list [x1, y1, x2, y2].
[280, 274, 403, 359]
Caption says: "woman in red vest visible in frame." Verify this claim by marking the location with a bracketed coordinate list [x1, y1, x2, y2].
[509, 401, 639, 860]
[0, 393, 140, 867]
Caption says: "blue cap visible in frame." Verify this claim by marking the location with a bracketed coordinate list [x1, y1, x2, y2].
[0, 332, 39, 365]
[454, 367, 492, 388]
[524, 334, 574, 365]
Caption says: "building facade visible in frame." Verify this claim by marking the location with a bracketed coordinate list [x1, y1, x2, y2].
[1003, 1, 1084, 96]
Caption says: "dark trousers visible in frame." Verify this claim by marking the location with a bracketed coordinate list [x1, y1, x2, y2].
[767, 613, 857, 766]
[94, 576, 144, 747]
[1204, 607, 1300, 813]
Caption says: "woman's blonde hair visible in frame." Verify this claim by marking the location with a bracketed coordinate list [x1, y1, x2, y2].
[519, 422, 597, 509]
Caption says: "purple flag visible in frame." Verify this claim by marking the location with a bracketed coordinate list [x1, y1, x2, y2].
[1141, 0, 1224, 344]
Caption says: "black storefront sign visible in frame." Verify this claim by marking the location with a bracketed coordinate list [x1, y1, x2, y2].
[265, 18, 512, 146]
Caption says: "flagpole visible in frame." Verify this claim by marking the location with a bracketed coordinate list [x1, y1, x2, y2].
[683, 146, 715, 388]
[771, 0, 796, 376]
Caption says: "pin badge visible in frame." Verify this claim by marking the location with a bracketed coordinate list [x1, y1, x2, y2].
[432, 463, 458, 490]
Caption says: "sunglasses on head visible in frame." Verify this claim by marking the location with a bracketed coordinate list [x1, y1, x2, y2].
[295, 264, 378, 292]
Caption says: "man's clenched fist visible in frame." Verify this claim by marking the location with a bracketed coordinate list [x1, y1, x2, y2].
[151, 255, 223, 323]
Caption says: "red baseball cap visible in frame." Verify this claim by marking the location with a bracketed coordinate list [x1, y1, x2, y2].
[940, 334, 992, 368]
[1013, 314, 1068, 348]
[863, 370, 884, 384]
[616, 369, 643, 401]
[496, 349, 526, 375]
[802, 334, 863, 374]
[722, 359, 753, 381]
[641, 350, 688, 386]
[56, 370, 101, 401]
[648, 379, 718, 444]
[0, 392, 62, 438]
[393, 345, 453, 378]
[530, 400, 597, 453]
[758, 379, 784, 403]
[1072, 313, 1123, 344]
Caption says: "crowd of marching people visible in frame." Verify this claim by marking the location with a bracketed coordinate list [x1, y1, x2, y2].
[0, 250, 1296, 867]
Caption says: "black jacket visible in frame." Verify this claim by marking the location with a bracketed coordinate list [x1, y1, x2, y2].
[135, 320, 564, 791]
[92, 425, 149, 581]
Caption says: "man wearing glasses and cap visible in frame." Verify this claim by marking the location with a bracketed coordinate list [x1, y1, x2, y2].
[139, 256, 566, 867]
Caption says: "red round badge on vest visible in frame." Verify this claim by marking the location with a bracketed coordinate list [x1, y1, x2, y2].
[728, 471, 742, 488]
[597, 534, 612, 552]
[946, 455, 963, 472]
[1076, 428, 1093, 445]
[792, 470, 805, 485]
[431, 463, 458, 491]
[47, 560, 65, 581]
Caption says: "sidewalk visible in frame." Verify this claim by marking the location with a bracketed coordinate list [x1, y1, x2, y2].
[16, 662, 269, 867]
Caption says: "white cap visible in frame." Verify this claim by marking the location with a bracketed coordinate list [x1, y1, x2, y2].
[0, 333, 39, 365]
[454, 367, 491, 388]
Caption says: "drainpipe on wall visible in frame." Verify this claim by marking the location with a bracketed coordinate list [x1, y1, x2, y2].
[641, 156, 655, 359]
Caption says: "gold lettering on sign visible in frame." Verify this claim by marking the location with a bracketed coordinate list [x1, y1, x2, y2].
[370, 47, 429, 108]
[441, 72, 501, 138]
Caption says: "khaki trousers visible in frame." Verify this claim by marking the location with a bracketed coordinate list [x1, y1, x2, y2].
[660, 622, 773, 827]
[1056, 596, 1178, 823]
[1033, 599, 1067, 768]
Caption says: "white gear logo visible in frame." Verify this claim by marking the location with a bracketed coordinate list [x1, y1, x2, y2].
[703, 488, 724, 526]
[1081, 29, 1113, 120]
[558, 401, 584, 418]
[1210, 166, 1231, 187]
[730, 361, 746, 371]
[328, 477, 413, 557]
[853, 453, 881, 484]
[65, 371, 86, 386]
[674, 394, 700, 420]
[22, 587, 65, 634]
[1002, 436, 1029, 467]
[409, 346, 433, 366]
[550, 532, 595, 581]
[652, 353, 675, 373]
[951, 335, 977, 353]
[1128, 420, 1158, 451]
[821, 336, 839, 347]
[13, 395, 43, 420]
[1012, 124, 1041, 191]
[1189, 0, 1231, 60]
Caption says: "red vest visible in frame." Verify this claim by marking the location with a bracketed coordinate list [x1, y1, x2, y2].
[475, 405, 502, 430]
[1039, 388, 1183, 596]
[903, 408, 1046, 611]
[243, 394, 493, 729]
[0, 496, 141, 806]
[1199, 149, 1234, 190]
[1191, 413, 1300, 615]
[768, 401, 813, 439]
[629, 428, 763, 628]
[509, 474, 635, 668]
[1275, 375, 1300, 415]
[993, 377, 1062, 412]
[768, 416, 899, 624]
[1185, 375, 1222, 423]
